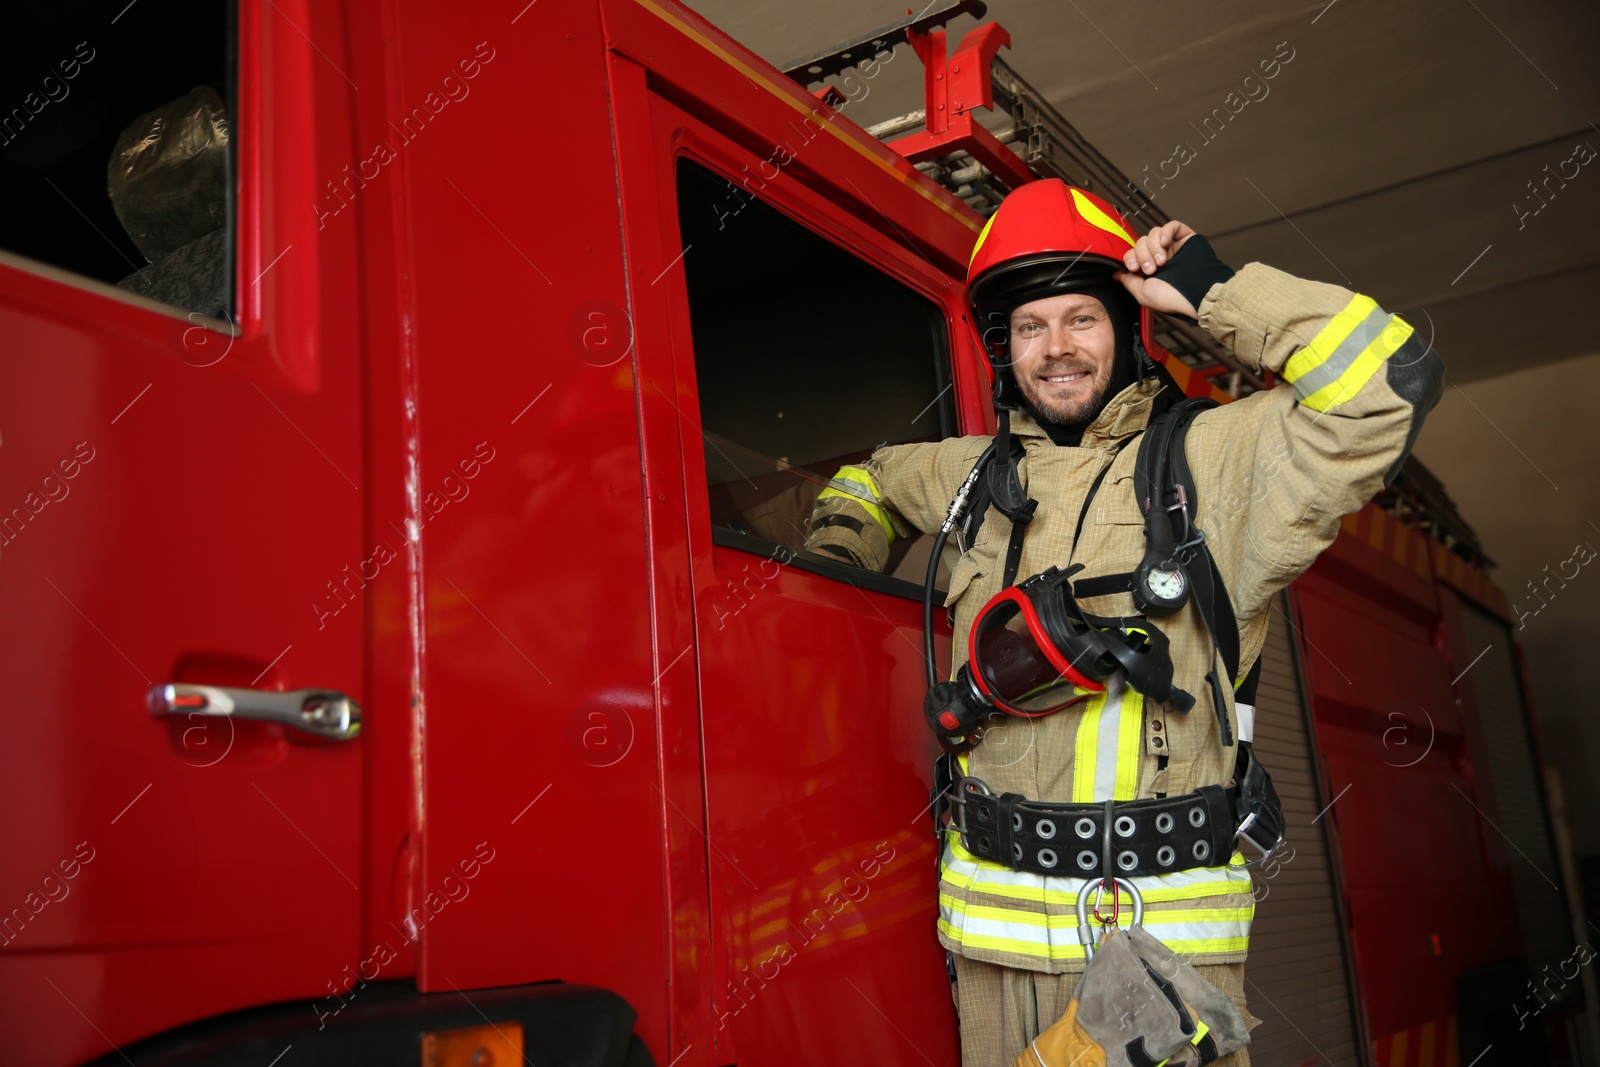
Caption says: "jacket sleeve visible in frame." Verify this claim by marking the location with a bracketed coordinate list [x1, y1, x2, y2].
[804, 436, 991, 570]
[1186, 262, 1445, 619]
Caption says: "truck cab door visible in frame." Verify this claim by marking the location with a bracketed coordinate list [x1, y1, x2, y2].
[627, 82, 983, 1065]
[0, 3, 367, 1061]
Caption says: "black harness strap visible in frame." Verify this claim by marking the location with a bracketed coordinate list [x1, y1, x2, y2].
[1058, 397, 1244, 745]
[1001, 445, 1122, 590]
[1170, 403, 1237, 745]
[1072, 572, 1133, 598]
[1070, 461, 1116, 562]
[1000, 506, 1033, 590]
[988, 408, 1038, 590]
[1164, 400, 1240, 683]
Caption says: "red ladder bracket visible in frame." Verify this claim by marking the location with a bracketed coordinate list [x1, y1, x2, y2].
[887, 22, 1036, 191]
[812, 84, 847, 109]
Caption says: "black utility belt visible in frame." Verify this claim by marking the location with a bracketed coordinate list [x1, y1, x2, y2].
[952, 777, 1243, 879]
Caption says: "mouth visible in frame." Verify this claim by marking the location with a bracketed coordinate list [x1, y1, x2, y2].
[1038, 371, 1090, 387]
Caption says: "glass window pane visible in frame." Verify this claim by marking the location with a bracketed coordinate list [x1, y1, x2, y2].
[675, 157, 955, 589]
[0, 0, 234, 320]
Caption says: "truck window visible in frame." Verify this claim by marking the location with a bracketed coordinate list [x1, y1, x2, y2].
[675, 157, 955, 591]
[0, 0, 233, 321]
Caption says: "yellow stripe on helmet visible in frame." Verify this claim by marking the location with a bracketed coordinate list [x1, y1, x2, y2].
[969, 212, 999, 269]
[1070, 188, 1136, 247]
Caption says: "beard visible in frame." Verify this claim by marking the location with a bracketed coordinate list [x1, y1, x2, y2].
[1016, 358, 1115, 427]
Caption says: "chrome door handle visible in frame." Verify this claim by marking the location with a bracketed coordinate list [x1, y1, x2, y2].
[147, 683, 362, 741]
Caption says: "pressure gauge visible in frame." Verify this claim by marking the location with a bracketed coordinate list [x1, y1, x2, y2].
[1145, 567, 1186, 601]
[1132, 558, 1188, 616]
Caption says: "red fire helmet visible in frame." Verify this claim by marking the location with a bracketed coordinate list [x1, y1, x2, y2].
[966, 179, 1167, 407]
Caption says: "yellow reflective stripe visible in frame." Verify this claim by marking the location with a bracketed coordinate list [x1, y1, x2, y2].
[969, 212, 998, 268]
[815, 466, 895, 541]
[1281, 294, 1378, 382]
[934, 921, 1248, 959]
[941, 895, 1253, 929]
[1070, 188, 1136, 247]
[1071, 689, 1104, 802]
[943, 831, 1254, 904]
[1070, 674, 1141, 802]
[951, 871, 1252, 907]
[936, 922, 1248, 961]
[1280, 294, 1415, 413]
[938, 840, 1255, 960]
[1299, 315, 1413, 413]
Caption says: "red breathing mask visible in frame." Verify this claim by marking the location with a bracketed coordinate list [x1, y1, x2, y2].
[924, 565, 1194, 745]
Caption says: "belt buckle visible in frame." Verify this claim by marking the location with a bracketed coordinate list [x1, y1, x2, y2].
[948, 776, 993, 836]
[1227, 811, 1285, 869]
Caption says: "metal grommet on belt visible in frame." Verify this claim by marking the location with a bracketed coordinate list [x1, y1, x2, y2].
[951, 778, 1254, 878]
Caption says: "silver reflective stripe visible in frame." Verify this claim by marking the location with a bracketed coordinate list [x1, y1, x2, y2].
[1236, 702, 1255, 743]
[1092, 673, 1127, 802]
[1292, 304, 1390, 400]
[825, 474, 881, 504]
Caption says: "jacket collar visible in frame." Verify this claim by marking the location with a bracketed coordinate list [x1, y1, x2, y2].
[1006, 378, 1165, 447]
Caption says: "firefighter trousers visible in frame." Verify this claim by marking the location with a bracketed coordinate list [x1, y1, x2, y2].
[951, 954, 1261, 1067]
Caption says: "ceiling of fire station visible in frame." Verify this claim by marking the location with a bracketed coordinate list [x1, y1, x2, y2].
[691, 0, 1600, 387]
[690, 0, 1600, 850]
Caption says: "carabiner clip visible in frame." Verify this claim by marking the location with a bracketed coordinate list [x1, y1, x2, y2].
[1076, 877, 1145, 961]
[1092, 879, 1120, 926]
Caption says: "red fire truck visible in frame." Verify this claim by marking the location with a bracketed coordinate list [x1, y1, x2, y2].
[0, 0, 1584, 1064]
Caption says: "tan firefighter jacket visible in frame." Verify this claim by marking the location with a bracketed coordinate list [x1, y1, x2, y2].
[805, 262, 1442, 973]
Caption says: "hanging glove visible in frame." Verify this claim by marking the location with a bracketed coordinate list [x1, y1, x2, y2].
[1013, 926, 1249, 1067]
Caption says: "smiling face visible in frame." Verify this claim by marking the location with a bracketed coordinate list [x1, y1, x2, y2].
[1007, 292, 1119, 427]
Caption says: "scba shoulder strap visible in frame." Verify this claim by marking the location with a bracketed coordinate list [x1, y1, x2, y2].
[1105, 395, 1242, 745]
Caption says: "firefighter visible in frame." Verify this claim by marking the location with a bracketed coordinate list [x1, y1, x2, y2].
[805, 180, 1443, 1067]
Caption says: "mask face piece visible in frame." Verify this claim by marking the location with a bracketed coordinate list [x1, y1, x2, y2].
[931, 565, 1196, 745]
[966, 571, 1118, 717]
[970, 595, 1102, 715]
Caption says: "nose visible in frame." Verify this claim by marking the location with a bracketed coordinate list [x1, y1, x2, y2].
[1045, 320, 1076, 358]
